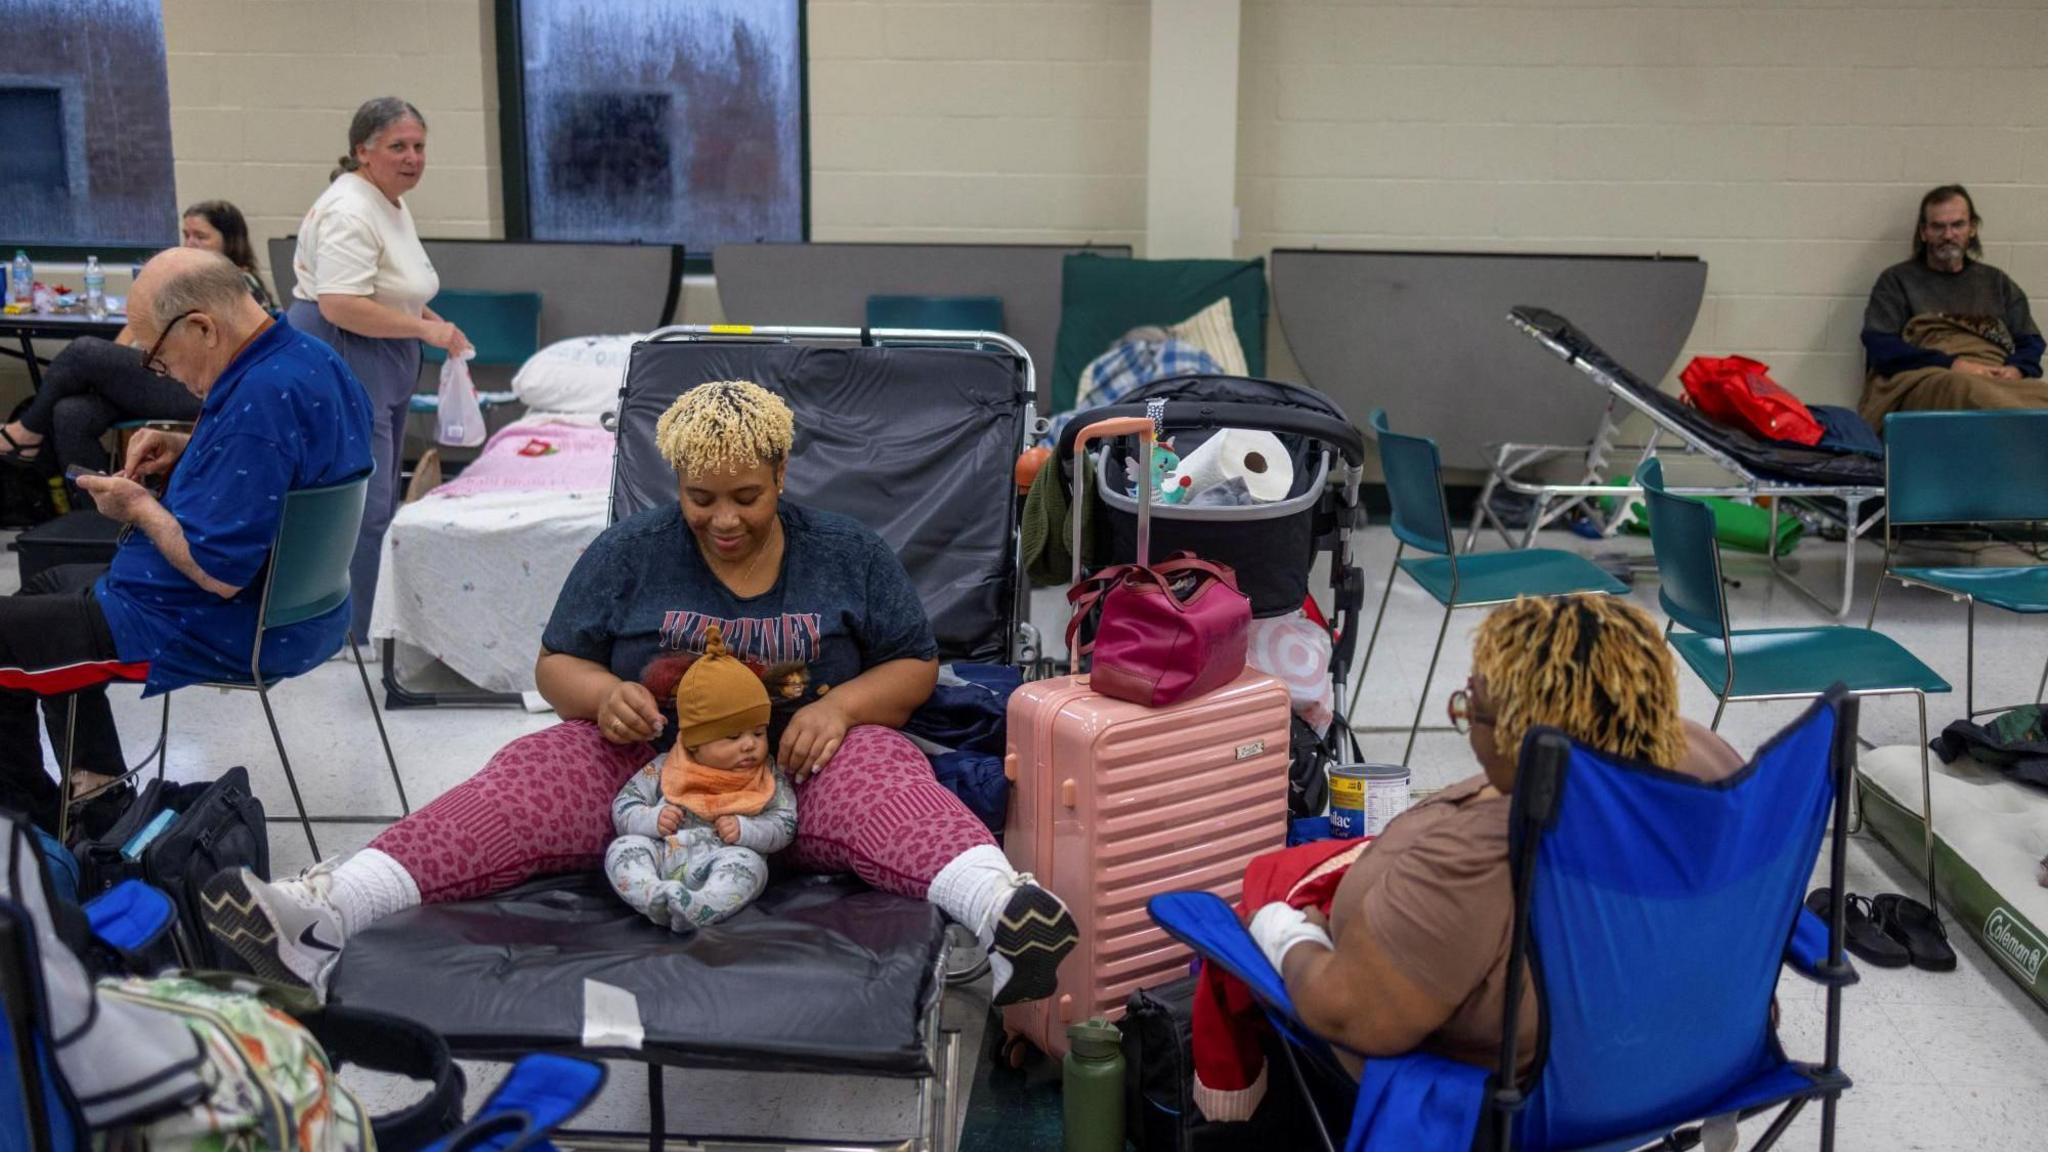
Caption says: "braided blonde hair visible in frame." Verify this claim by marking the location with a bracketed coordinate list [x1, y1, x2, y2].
[1470, 595, 1685, 769]
[654, 381, 795, 478]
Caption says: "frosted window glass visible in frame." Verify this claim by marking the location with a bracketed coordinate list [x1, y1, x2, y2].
[0, 0, 177, 248]
[518, 0, 804, 249]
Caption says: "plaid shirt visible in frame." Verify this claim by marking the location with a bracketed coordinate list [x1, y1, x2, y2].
[1044, 337, 1224, 446]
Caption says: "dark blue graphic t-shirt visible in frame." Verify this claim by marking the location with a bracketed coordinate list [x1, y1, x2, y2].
[542, 501, 937, 751]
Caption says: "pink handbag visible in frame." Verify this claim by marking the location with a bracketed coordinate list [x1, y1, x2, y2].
[1066, 553, 1251, 708]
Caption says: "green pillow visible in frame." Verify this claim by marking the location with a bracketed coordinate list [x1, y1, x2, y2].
[1050, 254, 1267, 412]
[421, 290, 542, 366]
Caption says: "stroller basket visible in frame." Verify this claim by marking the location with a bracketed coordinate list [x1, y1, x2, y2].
[1060, 375, 1365, 619]
[1095, 444, 1332, 616]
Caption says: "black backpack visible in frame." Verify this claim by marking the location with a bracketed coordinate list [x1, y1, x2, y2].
[1121, 975, 1320, 1152]
[76, 766, 269, 970]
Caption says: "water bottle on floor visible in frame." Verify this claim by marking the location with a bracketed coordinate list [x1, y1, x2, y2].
[9, 250, 30, 309]
[1061, 1018, 1125, 1152]
[84, 256, 106, 320]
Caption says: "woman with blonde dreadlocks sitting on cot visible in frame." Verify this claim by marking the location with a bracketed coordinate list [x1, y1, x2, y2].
[1190, 595, 1746, 1123]
[206, 381, 1080, 1006]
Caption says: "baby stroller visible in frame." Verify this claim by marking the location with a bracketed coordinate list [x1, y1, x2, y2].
[1055, 375, 1369, 815]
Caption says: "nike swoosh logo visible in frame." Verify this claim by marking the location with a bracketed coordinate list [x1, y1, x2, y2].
[298, 923, 341, 953]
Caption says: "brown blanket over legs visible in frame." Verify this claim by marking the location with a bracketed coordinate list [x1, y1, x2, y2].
[1861, 314, 2048, 427]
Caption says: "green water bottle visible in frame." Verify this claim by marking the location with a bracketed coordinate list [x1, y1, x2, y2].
[1062, 1018, 1125, 1152]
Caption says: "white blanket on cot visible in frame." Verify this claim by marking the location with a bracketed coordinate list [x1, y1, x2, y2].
[369, 414, 612, 694]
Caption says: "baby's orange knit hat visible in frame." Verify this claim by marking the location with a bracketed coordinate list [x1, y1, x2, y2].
[675, 625, 772, 748]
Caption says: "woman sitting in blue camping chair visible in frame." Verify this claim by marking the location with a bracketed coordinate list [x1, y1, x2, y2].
[1187, 596, 1745, 1124]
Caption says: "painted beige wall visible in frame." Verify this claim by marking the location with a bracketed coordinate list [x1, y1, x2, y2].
[807, 0, 1149, 247]
[1237, 0, 2048, 406]
[161, 0, 503, 286]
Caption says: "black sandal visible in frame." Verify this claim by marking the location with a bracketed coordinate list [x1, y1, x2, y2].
[0, 426, 42, 464]
[1872, 893, 1957, 972]
[1806, 888, 1910, 969]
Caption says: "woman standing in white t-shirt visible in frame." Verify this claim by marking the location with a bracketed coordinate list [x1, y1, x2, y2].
[290, 97, 471, 645]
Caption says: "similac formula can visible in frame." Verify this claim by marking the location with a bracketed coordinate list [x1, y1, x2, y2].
[1328, 763, 1411, 839]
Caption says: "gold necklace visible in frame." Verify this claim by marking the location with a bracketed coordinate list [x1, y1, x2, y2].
[714, 519, 783, 590]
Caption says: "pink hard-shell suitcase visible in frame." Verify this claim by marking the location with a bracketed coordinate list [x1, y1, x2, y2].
[1002, 417, 1291, 1059]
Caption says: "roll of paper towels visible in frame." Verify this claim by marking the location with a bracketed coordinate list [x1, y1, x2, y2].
[1171, 429, 1294, 503]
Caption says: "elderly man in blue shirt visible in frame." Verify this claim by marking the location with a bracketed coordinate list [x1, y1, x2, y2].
[0, 247, 372, 833]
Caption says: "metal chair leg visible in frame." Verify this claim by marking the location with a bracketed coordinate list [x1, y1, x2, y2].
[2037, 649, 2048, 707]
[1401, 603, 1454, 768]
[1916, 692, 1935, 913]
[1345, 549, 1403, 720]
[1710, 696, 1728, 732]
[57, 695, 78, 844]
[1964, 600, 1976, 719]
[349, 637, 409, 815]
[253, 680, 322, 859]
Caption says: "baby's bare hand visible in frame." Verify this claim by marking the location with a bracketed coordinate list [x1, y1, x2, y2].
[658, 805, 684, 835]
[715, 815, 742, 844]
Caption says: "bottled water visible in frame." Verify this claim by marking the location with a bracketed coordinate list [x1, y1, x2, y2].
[84, 256, 106, 320]
[9, 250, 30, 309]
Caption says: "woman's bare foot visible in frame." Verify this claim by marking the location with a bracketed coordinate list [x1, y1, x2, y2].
[69, 769, 122, 801]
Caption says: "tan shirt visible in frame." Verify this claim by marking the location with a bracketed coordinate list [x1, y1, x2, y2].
[1329, 720, 1744, 1075]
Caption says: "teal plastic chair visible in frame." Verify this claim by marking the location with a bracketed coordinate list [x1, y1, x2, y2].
[197, 476, 406, 858]
[419, 290, 542, 366]
[1356, 409, 1629, 766]
[1874, 410, 2048, 718]
[864, 294, 1005, 333]
[1638, 458, 1949, 907]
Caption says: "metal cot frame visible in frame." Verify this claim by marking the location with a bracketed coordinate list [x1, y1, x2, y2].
[1470, 311, 1884, 617]
[383, 323, 1044, 706]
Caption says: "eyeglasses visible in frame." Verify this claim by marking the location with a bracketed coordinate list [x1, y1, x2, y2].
[141, 310, 199, 376]
[1447, 677, 1495, 735]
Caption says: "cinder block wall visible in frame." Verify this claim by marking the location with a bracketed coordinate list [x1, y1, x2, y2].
[806, 0, 1149, 247]
[1236, 0, 2048, 405]
[162, 0, 502, 283]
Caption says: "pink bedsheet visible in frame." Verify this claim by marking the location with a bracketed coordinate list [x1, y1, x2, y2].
[434, 420, 615, 497]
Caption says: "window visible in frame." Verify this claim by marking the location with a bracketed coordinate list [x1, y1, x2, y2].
[498, 0, 807, 257]
[0, 0, 178, 254]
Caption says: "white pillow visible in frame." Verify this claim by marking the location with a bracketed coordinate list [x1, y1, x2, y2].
[511, 334, 645, 414]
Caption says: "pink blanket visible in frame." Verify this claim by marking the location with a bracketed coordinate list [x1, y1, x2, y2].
[434, 420, 615, 497]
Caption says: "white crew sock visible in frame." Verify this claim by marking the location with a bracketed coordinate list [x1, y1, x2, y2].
[323, 848, 421, 939]
[928, 844, 1019, 948]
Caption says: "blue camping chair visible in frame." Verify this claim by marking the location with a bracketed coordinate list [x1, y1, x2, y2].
[1637, 458, 1950, 907]
[1151, 690, 1862, 1152]
[1872, 410, 2048, 719]
[1, 851, 604, 1151]
[1353, 409, 1628, 765]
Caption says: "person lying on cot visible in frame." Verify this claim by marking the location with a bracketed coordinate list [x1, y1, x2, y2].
[1193, 594, 1744, 1121]
[206, 380, 1080, 1007]
[605, 623, 797, 932]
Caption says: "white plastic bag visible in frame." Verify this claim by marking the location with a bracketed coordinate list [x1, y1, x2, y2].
[435, 352, 487, 447]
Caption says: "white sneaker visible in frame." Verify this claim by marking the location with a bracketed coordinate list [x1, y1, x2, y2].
[201, 864, 346, 1000]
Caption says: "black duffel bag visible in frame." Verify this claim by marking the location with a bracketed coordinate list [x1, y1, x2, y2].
[77, 766, 268, 970]
[1122, 975, 1321, 1152]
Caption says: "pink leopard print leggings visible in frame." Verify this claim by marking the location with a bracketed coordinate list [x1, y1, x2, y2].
[372, 720, 994, 904]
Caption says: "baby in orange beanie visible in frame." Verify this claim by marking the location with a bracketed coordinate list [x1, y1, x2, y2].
[604, 624, 797, 931]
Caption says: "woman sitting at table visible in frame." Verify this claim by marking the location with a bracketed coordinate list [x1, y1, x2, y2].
[0, 200, 275, 474]
[205, 380, 1082, 1007]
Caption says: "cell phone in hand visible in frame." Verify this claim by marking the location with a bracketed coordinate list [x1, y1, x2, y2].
[64, 465, 105, 482]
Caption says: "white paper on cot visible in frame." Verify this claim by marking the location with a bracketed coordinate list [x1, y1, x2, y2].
[436, 351, 487, 448]
[582, 978, 645, 1050]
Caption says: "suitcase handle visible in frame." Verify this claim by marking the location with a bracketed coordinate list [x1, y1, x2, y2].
[1068, 416, 1154, 676]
